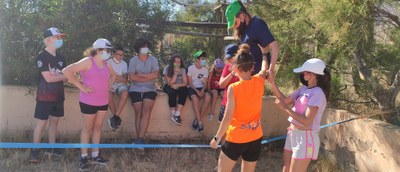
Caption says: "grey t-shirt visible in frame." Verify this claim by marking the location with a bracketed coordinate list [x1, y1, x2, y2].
[163, 65, 186, 85]
[128, 55, 159, 92]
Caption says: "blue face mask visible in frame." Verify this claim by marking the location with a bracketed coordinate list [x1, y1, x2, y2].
[100, 51, 111, 60]
[201, 60, 207, 66]
[54, 39, 63, 49]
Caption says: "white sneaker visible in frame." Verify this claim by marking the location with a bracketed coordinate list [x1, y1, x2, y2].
[208, 114, 214, 121]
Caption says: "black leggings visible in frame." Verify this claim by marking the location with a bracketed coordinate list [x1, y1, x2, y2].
[163, 85, 188, 108]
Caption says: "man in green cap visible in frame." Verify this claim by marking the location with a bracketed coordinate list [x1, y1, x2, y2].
[225, 0, 279, 75]
[187, 50, 211, 132]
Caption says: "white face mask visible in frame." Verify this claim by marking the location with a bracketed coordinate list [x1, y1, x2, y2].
[139, 47, 150, 55]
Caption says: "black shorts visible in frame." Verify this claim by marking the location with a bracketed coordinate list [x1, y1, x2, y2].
[222, 137, 263, 162]
[79, 102, 108, 114]
[34, 101, 64, 120]
[210, 88, 224, 96]
[187, 87, 209, 99]
[129, 91, 157, 104]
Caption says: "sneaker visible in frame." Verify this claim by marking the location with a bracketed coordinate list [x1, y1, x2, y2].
[91, 155, 108, 165]
[79, 156, 90, 172]
[115, 115, 122, 128]
[208, 113, 214, 121]
[171, 116, 182, 126]
[133, 138, 145, 151]
[192, 119, 198, 130]
[197, 122, 204, 132]
[108, 115, 119, 130]
[29, 149, 40, 163]
[44, 148, 64, 157]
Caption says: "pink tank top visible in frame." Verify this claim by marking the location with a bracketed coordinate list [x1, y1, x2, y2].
[79, 57, 110, 106]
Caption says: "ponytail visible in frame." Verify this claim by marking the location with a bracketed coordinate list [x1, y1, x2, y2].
[317, 68, 331, 101]
[83, 47, 97, 57]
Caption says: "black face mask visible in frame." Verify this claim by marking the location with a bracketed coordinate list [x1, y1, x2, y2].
[299, 74, 308, 86]
[237, 21, 247, 37]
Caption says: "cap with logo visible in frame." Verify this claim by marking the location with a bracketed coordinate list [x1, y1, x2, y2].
[43, 27, 66, 39]
[225, 0, 242, 29]
[93, 38, 112, 49]
[293, 58, 326, 75]
[214, 59, 225, 69]
[194, 50, 207, 59]
[224, 44, 239, 59]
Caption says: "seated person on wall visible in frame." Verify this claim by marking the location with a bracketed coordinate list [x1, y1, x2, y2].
[162, 54, 188, 126]
[106, 44, 129, 130]
[128, 38, 160, 144]
[187, 50, 211, 132]
[207, 58, 225, 121]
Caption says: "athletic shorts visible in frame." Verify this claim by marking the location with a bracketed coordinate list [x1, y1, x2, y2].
[284, 129, 320, 160]
[79, 102, 108, 114]
[129, 91, 157, 104]
[34, 101, 64, 120]
[187, 87, 209, 99]
[221, 137, 263, 162]
[210, 88, 224, 96]
[110, 83, 128, 94]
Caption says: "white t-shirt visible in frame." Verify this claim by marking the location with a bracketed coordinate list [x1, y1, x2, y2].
[106, 58, 128, 76]
[187, 64, 208, 88]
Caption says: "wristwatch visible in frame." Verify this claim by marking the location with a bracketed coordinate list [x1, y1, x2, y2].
[214, 136, 220, 143]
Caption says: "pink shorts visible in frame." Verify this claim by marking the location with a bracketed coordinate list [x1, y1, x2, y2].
[284, 129, 320, 160]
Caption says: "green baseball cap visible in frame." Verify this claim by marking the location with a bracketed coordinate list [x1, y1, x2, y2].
[225, 0, 242, 29]
[194, 50, 206, 59]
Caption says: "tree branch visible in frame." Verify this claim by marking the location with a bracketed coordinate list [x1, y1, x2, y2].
[352, 51, 372, 81]
[374, 6, 400, 28]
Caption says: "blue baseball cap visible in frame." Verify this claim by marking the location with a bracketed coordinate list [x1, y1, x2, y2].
[224, 44, 239, 59]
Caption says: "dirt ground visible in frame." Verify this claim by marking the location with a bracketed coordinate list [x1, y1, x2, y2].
[0, 139, 340, 172]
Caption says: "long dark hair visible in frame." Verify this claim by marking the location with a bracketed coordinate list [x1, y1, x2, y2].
[167, 54, 185, 78]
[316, 68, 331, 101]
[233, 1, 250, 39]
[233, 44, 253, 72]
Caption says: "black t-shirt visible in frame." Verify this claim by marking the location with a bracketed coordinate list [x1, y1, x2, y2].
[36, 50, 65, 102]
[240, 16, 275, 74]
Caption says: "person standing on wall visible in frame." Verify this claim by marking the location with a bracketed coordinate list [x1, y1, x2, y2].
[30, 27, 67, 163]
[62, 38, 116, 172]
[128, 38, 159, 144]
[225, 0, 279, 74]
[107, 44, 129, 130]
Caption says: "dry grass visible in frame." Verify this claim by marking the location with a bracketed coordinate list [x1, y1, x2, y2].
[0, 138, 338, 172]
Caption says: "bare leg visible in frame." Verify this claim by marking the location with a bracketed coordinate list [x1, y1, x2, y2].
[191, 95, 201, 121]
[289, 158, 311, 172]
[91, 110, 107, 153]
[241, 160, 257, 172]
[108, 92, 116, 115]
[176, 104, 183, 114]
[80, 114, 95, 155]
[116, 90, 129, 116]
[210, 89, 218, 116]
[47, 116, 60, 143]
[132, 102, 143, 139]
[200, 92, 211, 117]
[33, 119, 48, 143]
[138, 99, 155, 138]
[217, 151, 236, 172]
[283, 150, 292, 172]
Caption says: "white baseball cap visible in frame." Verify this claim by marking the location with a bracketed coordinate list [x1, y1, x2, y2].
[43, 27, 66, 39]
[293, 58, 326, 75]
[93, 38, 112, 49]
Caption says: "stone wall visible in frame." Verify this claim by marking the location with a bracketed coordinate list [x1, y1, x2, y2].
[320, 109, 400, 172]
[0, 86, 289, 140]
